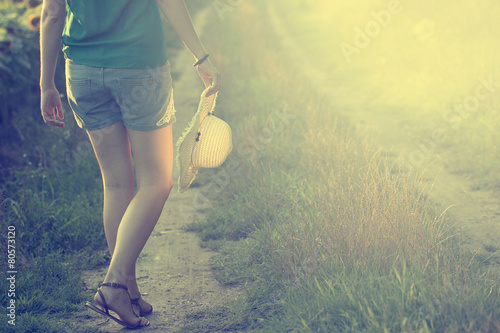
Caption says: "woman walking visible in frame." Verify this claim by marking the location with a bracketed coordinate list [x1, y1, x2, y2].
[40, 0, 220, 328]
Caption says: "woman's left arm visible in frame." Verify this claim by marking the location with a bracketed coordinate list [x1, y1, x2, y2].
[155, 0, 221, 97]
[40, 0, 66, 127]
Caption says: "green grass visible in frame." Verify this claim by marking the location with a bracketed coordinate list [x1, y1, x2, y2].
[0, 157, 110, 331]
[180, 1, 500, 332]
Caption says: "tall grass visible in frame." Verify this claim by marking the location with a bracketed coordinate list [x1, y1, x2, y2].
[182, 0, 500, 332]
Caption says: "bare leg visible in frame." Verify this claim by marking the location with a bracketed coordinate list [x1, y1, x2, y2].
[103, 124, 173, 281]
[89, 124, 135, 254]
[86, 123, 173, 325]
[87, 124, 150, 314]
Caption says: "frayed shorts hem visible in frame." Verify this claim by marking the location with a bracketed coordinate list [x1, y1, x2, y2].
[78, 117, 123, 131]
[124, 114, 177, 131]
[78, 114, 177, 132]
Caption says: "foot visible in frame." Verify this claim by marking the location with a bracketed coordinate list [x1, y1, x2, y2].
[130, 295, 153, 316]
[94, 283, 149, 328]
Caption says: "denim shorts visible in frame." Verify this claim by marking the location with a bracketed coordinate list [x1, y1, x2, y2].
[65, 59, 176, 131]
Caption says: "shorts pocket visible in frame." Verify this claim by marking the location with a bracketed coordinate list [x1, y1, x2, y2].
[118, 77, 157, 113]
[66, 78, 97, 114]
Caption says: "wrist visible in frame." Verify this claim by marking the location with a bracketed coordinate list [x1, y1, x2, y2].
[193, 53, 209, 67]
[193, 49, 208, 61]
[40, 79, 56, 90]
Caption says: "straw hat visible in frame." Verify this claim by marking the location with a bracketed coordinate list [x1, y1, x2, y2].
[176, 87, 232, 192]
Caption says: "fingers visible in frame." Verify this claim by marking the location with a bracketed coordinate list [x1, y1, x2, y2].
[197, 66, 211, 89]
[56, 101, 64, 120]
[42, 104, 65, 127]
[41, 90, 65, 127]
[202, 76, 211, 89]
[197, 60, 221, 97]
[43, 110, 65, 127]
[53, 105, 65, 127]
[205, 71, 221, 97]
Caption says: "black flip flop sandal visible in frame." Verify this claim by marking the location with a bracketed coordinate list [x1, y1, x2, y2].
[85, 282, 149, 329]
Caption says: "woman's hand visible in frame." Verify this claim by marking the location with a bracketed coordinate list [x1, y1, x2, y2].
[41, 86, 64, 127]
[196, 58, 221, 97]
[40, 0, 66, 127]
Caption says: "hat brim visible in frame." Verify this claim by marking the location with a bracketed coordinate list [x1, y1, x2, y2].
[176, 87, 218, 192]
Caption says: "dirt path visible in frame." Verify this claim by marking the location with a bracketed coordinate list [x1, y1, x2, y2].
[73, 8, 243, 333]
[267, 4, 500, 274]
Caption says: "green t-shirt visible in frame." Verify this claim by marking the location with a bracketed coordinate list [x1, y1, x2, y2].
[62, 0, 168, 68]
